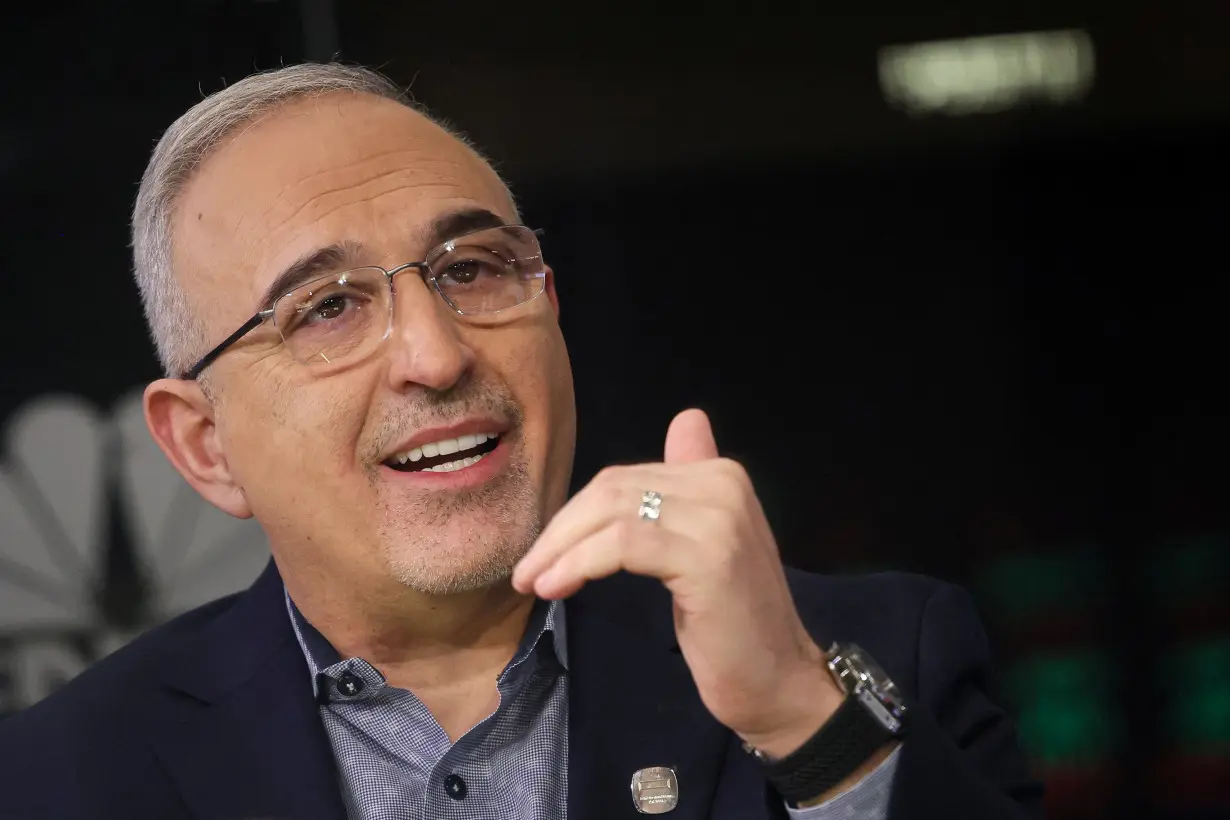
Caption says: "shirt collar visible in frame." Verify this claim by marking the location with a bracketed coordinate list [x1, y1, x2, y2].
[284, 586, 569, 695]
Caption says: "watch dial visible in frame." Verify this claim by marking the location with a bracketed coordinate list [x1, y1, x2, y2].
[845, 644, 907, 711]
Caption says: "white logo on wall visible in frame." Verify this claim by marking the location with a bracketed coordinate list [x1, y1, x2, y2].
[0, 391, 269, 714]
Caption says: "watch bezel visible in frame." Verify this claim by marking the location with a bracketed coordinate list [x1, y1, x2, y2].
[826, 642, 908, 735]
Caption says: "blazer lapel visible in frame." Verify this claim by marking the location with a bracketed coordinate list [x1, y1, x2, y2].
[567, 573, 730, 820]
[149, 560, 346, 820]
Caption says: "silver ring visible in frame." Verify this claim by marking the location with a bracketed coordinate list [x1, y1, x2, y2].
[638, 490, 663, 522]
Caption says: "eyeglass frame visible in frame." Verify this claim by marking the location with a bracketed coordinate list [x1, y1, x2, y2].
[180, 225, 546, 380]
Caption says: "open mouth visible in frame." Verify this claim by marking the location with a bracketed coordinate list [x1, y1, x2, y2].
[383, 432, 501, 473]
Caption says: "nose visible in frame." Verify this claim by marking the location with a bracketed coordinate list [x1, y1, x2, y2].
[382, 273, 475, 392]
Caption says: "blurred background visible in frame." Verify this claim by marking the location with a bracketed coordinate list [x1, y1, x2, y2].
[2, 1, 1229, 818]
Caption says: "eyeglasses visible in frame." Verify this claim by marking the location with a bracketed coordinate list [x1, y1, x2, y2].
[182, 225, 546, 380]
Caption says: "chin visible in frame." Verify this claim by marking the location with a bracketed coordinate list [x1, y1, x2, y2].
[383, 550, 518, 596]
[380, 521, 538, 596]
[372, 452, 543, 595]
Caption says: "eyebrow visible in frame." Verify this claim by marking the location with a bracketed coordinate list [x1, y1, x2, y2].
[255, 241, 366, 312]
[254, 207, 509, 312]
[421, 207, 508, 252]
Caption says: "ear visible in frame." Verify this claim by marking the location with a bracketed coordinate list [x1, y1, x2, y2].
[143, 378, 252, 519]
[544, 265, 561, 318]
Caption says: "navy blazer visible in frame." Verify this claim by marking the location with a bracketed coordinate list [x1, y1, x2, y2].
[0, 561, 1043, 819]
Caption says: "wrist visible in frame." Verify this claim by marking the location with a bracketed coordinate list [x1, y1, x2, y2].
[737, 662, 845, 759]
[744, 642, 909, 806]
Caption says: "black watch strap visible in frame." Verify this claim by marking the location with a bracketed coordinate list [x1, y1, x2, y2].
[760, 693, 897, 803]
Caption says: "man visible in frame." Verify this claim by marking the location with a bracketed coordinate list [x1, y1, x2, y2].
[0, 64, 1041, 819]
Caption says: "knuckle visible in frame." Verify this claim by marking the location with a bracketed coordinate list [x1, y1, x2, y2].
[590, 466, 627, 499]
[715, 457, 750, 485]
[594, 464, 631, 490]
[603, 479, 628, 507]
[712, 458, 753, 499]
[594, 464, 621, 482]
[608, 516, 634, 542]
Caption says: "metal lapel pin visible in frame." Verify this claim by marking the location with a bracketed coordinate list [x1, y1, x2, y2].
[630, 766, 680, 814]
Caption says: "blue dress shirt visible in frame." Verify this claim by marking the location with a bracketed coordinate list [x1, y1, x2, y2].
[286, 589, 897, 819]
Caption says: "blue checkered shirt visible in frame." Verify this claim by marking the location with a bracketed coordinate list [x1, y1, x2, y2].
[287, 591, 569, 820]
[286, 589, 897, 820]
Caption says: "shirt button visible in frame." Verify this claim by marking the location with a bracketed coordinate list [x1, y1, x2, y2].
[336, 672, 365, 697]
[443, 773, 467, 800]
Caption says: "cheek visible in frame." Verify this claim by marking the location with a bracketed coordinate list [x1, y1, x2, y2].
[547, 341, 578, 495]
[217, 378, 370, 517]
[497, 325, 576, 504]
[543, 336, 576, 450]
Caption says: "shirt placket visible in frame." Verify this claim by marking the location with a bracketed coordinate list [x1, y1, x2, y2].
[420, 648, 544, 819]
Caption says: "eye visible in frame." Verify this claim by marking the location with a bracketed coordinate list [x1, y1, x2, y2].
[310, 293, 351, 322]
[438, 256, 505, 287]
[284, 284, 372, 334]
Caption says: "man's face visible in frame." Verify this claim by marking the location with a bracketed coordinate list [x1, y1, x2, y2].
[173, 93, 576, 594]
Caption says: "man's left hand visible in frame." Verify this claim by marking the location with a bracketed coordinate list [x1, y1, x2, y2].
[512, 408, 845, 758]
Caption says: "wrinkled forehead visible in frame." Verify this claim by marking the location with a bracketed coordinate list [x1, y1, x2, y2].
[172, 92, 514, 330]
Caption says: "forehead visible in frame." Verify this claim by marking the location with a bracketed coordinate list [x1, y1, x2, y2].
[173, 93, 514, 324]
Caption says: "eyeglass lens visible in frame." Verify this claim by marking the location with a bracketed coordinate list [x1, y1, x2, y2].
[271, 226, 545, 368]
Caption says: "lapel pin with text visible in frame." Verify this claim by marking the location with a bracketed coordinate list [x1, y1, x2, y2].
[630, 766, 679, 814]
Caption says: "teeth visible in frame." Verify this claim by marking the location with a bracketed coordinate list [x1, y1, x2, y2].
[424, 452, 488, 472]
[388, 432, 499, 467]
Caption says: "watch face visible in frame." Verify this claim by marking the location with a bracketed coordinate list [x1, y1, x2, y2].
[843, 644, 907, 713]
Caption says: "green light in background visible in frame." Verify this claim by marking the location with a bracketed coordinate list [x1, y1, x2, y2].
[1165, 639, 1230, 755]
[1148, 533, 1229, 606]
[976, 548, 1105, 627]
[1005, 648, 1120, 768]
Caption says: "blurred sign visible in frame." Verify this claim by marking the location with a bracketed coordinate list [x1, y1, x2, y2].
[878, 29, 1095, 115]
[0, 392, 268, 715]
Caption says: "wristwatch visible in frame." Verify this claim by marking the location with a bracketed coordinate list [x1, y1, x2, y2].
[744, 642, 908, 803]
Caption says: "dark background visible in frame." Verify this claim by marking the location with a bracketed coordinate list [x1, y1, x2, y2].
[3, 1, 1230, 818]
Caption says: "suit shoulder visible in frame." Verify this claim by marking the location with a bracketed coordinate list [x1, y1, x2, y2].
[782, 568, 972, 698]
[784, 566, 951, 617]
[0, 591, 243, 741]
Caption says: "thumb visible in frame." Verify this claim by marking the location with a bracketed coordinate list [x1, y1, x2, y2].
[664, 408, 719, 464]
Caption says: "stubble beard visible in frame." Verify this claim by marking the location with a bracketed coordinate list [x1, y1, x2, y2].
[377, 453, 542, 595]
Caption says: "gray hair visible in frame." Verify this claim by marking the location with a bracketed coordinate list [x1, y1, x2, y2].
[131, 63, 497, 379]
